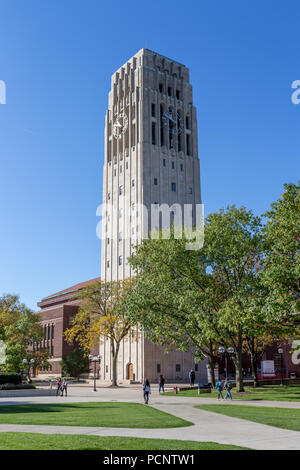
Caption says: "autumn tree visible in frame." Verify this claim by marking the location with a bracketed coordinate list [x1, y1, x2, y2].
[64, 279, 136, 387]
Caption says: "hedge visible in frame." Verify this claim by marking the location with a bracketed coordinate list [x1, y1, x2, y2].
[0, 373, 22, 385]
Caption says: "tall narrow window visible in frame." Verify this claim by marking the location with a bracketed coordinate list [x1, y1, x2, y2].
[151, 103, 156, 117]
[119, 185, 123, 195]
[171, 182, 176, 192]
[152, 122, 156, 145]
[160, 104, 164, 146]
[168, 86, 172, 96]
[159, 83, 163, 93]
[119, 255, 123, 266]
[176, 90, 180, 100]
[186, 134, 191, 155]
[154, 178, 158, 185]
[132, 124, 136, 147]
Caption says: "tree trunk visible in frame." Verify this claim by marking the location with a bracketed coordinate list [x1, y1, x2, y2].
[234, 327, 244, 392]
[250, 353, 260, 388]
[208, 341, 216, 387]
[111, 340, 120, 387]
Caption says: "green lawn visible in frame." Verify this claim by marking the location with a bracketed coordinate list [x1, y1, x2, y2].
[196, 404, 300, 432]
[0, 432, 248, 450]
[0, 402, 191, 428]
[164, 385, 300, 401]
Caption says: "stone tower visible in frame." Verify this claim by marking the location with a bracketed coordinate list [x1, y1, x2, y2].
[100, 49, 205, 383]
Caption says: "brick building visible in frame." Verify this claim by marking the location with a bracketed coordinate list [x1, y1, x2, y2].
[34, 278, 100, 376]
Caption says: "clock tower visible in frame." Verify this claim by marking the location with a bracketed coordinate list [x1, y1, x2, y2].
[100, 49, 204, 383]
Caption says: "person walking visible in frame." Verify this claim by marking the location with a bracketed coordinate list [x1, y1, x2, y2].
[189, 369, 196, 387]
[224, 378, 233, 400]
[158, 375, 165, 393]
[56, 378, 62, 396]
[215, 380, 224, 400]
[143, 378, 151, 404]
[61, 379, 68, 397]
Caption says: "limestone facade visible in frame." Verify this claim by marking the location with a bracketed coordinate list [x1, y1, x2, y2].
[100, 49, 206, 384]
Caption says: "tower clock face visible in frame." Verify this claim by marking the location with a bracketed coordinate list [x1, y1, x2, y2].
[162, 109, 183, 135]
[113, 112, 128, 139]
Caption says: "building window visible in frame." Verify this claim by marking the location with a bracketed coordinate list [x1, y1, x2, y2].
[171, 161, 175, 169]
[176, 364, 181, 372]
[159, 83, 163, 93]
[186, 134, 191, 155]
[186, 116, 190, 129]
[171, 182, 176, 192]
[119, 255, 123, 266]
[107, 237, 110, 245]
[163, 158, 166, 167]
[120, 165, 122, 173]
[154, 178, 158, 185]
[107, 260, 110, 268]
[119, 185, 123, 195]
[132, 179, 135, 187]
[157, 364, 161, 373]
[152, 122, 156, 145]
[114, 169, 117, 176]
[189, 187, 193, 195]
[168, 86, 172, 96]
[107, 193, 111, 200]
[160, 104, 164, 146]
[106, 365, 108, 373]
[126, 162, 128, 169]
[180, 163, 183, 171]
[151, 103, 156, 117]
[176, 89, 180, 100]
[195, 364, 198, 372]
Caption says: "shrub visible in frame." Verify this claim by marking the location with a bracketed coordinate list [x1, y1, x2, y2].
[0, 383, 36, 390]
[0, 373, 22, 385]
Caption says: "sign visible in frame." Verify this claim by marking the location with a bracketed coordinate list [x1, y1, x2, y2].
[261, 360, 275, 377]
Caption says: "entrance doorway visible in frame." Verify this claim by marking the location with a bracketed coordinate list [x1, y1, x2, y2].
[127, 363, 134, 381]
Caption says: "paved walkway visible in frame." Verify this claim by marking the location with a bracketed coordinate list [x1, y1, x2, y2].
[0, 387, 300, 450]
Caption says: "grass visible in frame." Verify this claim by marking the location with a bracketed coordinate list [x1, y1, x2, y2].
[195, 404, 300, 432]
[0, 402, 191, 428]
[164, 385, 300, 401]
[0, 432, 248, 450]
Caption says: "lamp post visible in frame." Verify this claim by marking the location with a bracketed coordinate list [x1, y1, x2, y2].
[218, 347, 234, 380]
[89, 355, 102, 392]
[278, 348, 284, 386]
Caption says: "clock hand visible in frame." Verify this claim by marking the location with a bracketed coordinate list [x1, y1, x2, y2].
[168, 115, 176, 124]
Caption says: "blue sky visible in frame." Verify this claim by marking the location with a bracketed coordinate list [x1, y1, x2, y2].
[0, 0, 299, 309]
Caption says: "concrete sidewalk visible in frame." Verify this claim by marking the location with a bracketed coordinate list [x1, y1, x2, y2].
[0, 387, 299, 449]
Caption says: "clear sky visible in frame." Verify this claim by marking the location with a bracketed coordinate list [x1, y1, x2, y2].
[0, 0, 299, 309]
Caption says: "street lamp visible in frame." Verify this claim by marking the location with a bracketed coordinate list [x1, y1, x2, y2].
[218, 347, 234, 380]
[278, 348, 284, 386]
[89, 355, 102, 392]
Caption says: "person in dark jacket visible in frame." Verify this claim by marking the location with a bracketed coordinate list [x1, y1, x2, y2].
[215, 380, 224, 400]
[143, 378, 151, 404]
[158, 375, 165, 393]
[189, 369, 196, 387]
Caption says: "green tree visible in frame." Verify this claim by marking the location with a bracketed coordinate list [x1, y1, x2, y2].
[263, 182, 300, 318]
[0, 294, 51, 373]
[60, 349, 90, 377]
[128, 207, 269, 392]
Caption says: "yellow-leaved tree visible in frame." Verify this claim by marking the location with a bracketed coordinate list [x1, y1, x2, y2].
[64, 278, 136, 386]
